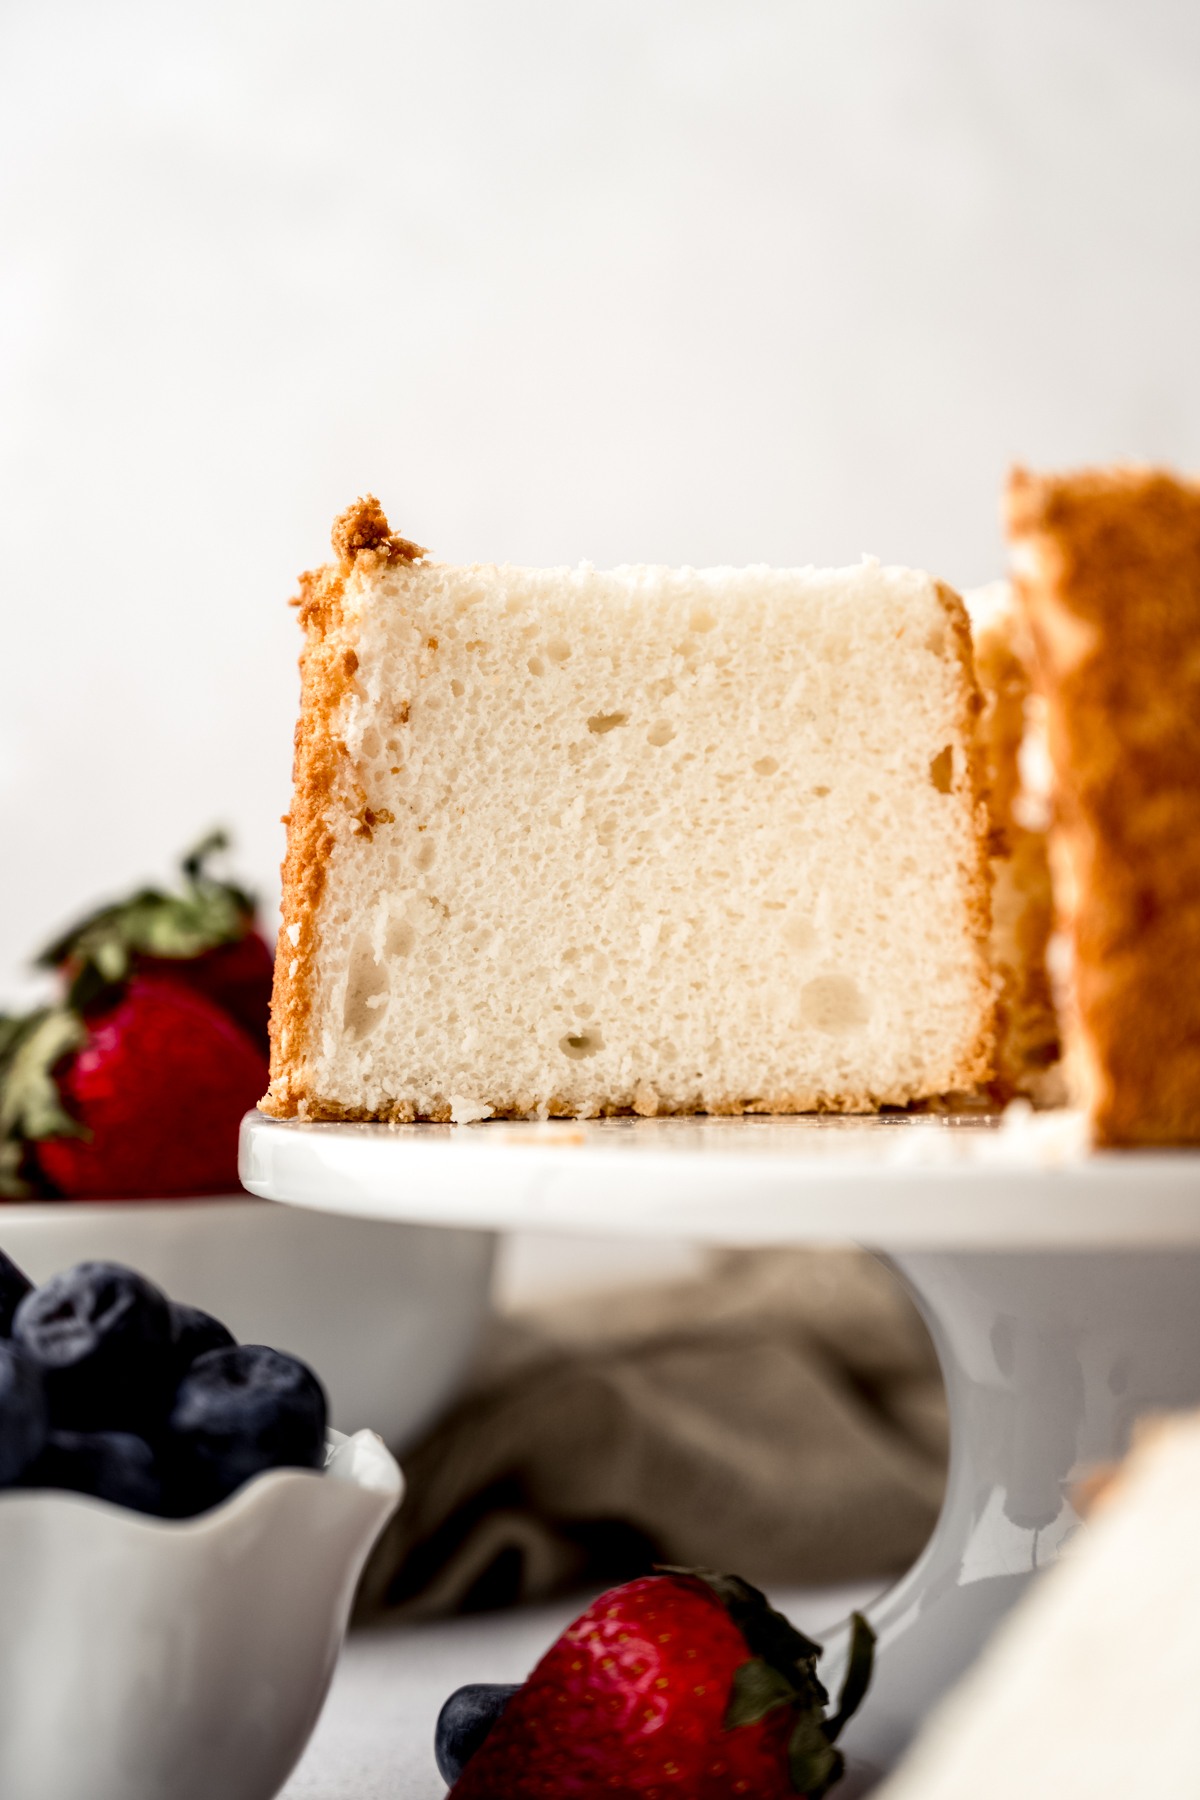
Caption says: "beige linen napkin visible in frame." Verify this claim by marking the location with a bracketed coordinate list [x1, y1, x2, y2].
[356, 1248, 947, 1622]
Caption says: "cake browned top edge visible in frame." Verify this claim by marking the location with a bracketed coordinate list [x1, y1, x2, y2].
[328, 494, 428, 573]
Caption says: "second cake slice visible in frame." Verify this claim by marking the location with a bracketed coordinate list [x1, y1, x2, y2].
[264, 499, 993, 1123]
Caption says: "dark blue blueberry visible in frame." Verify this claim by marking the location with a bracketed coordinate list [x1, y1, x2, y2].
[13, 1262, 174, 1435]
[164, 1344, 326, 1516]
[22, 1429, 162, 1516]
[434, 1683, 521, 1786]
[0, 1248, 33, 1338]
[169, 1301, 236, 1377]
[0, 1340, 49, 1486]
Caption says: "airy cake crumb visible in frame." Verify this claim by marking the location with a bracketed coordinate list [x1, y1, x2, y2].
[263, 504, 994, 1123]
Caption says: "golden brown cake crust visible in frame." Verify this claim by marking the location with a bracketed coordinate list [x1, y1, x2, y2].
[1007, 465, 1200, 1146]
[329, 494, 427, 570]
[935, 580, 996, 1095]
[263, 519, 993, 1121]
[970, 594, 1060, 1100]
[260, 498, 425, 1119]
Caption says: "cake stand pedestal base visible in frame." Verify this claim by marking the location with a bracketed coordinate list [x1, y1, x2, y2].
[829, 1246, 1200, 1785]
[238, 1110, 1200, 1781]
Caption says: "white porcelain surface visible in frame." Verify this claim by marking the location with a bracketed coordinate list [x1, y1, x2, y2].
[240, 1108, 1200, 1246]
[0, 1429, 402, 1800]
[243, 1109, 1200, 1786]
[0, 1195, 495, 1451]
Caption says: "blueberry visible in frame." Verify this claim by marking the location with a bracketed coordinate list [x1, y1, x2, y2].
[0, 1340, 49, 1486]
[0, 1248, 33, 1338]
[22, 1429, 162, 1515]
[169, 1301, 236, 1376]
[434, 1684, 520, 1786]
[164, 1344, 327, 1516]
[13, 1262, 174, 1435]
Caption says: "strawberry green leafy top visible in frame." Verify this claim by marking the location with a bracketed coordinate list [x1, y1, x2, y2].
[676, 1570, 875, 1797]
[37, 830, 254, 1013]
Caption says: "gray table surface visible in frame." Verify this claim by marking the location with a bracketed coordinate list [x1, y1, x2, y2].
[279, 1580, 884, 1798]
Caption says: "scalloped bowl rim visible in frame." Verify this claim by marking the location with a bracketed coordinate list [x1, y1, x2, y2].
[0, 1426, 403, 1532]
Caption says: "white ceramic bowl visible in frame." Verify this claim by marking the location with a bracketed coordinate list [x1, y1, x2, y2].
[0, 1429, 402, 1800]
[0, 1196, 495, 1451]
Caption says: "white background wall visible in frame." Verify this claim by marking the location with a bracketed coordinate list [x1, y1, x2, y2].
[3, 0, 1199, 1005]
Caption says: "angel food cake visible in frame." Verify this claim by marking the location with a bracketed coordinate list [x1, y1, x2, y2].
[262, 499, 993, 1123]
[1007, 464, 1200, 1145]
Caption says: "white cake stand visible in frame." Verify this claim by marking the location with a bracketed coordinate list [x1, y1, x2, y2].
[240, 1108, 1200, 1785]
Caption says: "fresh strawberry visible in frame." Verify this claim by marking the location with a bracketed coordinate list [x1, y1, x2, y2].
[32, 975, 268, 1199]
[0, 832, 272, 1199]
[139, 930, 275, 1059]
[446, 1570, 874, 1800]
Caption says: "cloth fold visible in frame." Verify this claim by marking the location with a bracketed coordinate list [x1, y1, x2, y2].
[356, 1247, 948, 1624]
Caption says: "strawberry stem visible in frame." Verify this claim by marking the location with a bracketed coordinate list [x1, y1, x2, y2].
[822, 1612, 876, 1745]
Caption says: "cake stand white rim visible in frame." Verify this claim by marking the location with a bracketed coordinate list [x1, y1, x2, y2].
[239, 1109, 1200, 1248]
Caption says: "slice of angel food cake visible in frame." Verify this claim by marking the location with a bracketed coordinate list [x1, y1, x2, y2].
[1006, 464, 1200, 1146]
[261, 497, 994, 1125]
